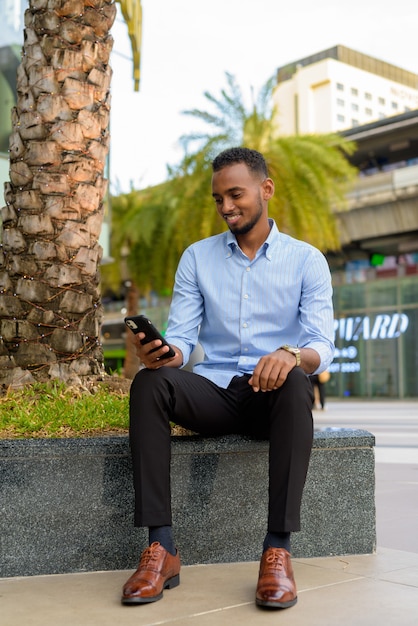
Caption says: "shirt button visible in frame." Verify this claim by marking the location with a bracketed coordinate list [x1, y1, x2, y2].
[243, 323, 248, 328]
[246, 267, 250, 272]
[243, 294, 249, 299]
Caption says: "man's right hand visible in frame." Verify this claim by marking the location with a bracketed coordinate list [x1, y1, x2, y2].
[132, 332, 182, 370]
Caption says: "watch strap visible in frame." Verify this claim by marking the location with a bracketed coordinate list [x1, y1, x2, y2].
[279, 344, 301, 367]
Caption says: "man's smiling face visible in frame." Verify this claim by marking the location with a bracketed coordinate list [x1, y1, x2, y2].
[211, 162, 271, 236]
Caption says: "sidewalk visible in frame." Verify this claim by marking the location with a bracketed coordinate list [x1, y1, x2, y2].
[1, 548, 417, 625]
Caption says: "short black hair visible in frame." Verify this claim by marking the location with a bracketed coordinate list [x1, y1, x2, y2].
[212, 147, 268, 178]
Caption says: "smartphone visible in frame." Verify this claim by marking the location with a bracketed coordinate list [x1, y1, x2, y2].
[124, 315, 175, 359]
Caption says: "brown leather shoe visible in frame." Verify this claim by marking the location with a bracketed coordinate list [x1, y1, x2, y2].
[121, 542, 181, 604]
[256, 547, 297, 609]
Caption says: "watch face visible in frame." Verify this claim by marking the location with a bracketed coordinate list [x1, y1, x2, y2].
[285, 345, 297, 354]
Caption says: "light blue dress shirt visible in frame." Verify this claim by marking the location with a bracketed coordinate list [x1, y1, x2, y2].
[165, 220, 335, 389]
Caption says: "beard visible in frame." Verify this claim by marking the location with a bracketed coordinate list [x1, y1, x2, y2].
[227, 194, 264, 235]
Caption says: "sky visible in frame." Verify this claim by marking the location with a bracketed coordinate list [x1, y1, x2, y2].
[109, 0, 418, 192]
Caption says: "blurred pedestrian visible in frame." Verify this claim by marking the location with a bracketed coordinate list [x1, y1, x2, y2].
[310, 370, 330, 410]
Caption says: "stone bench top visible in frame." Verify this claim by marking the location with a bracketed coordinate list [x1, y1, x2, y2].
[0, 428, 374, 459]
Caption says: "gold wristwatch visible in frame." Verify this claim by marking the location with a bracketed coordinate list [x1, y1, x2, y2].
[279, 345, 301, 367]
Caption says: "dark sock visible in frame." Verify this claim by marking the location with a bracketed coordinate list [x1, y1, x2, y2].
[149, 526, 176, 555]
[263, 531, 291, 553]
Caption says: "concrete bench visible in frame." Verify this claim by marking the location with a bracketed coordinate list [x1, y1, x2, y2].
[0, 429, 375, 577]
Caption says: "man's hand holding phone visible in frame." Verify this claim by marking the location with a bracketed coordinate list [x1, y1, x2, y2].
[124, 316, 182, 369]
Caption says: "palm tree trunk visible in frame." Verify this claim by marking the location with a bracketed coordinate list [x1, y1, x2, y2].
[122, 280, 141, 379]
[0, 0, 116, 387]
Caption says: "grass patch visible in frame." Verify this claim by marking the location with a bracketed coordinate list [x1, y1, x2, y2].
[0, 377, 131, 439]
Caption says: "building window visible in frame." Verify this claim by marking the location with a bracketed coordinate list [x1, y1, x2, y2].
[365, 92, 372, 100]
[337, 114, 345, 122]
[351, 87, 358, 96]
[337, 98, 345, 107]
[352, 119, 359, 127]
[392, 101, 398, 110]
[378, 97, 385, 105]
[378, 112, 386, 119]
[351, 103, 359, 111]
[336, 82, 344, 91]
[365, 107, 373, 115]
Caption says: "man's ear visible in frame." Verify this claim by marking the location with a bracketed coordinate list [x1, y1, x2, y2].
[262, 178, 275, 200]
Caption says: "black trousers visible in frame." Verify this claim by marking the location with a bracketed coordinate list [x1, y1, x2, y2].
[129, 366, 314, 533]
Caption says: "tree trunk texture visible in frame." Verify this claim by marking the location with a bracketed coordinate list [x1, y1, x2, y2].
[0, 0, 116, 387]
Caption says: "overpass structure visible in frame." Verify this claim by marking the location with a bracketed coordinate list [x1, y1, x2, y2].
[334, 110, 418, 265]
[327, 110, 418, 398]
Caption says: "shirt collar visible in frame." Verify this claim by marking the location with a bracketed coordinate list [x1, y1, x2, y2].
[226, 219, 279, 260]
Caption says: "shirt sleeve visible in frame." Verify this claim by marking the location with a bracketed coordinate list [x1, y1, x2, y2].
[298, 247, 335, 373]
[164, 246, 204, 366]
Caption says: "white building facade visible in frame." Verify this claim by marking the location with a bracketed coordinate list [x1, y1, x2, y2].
[273, 45, 418, 135]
